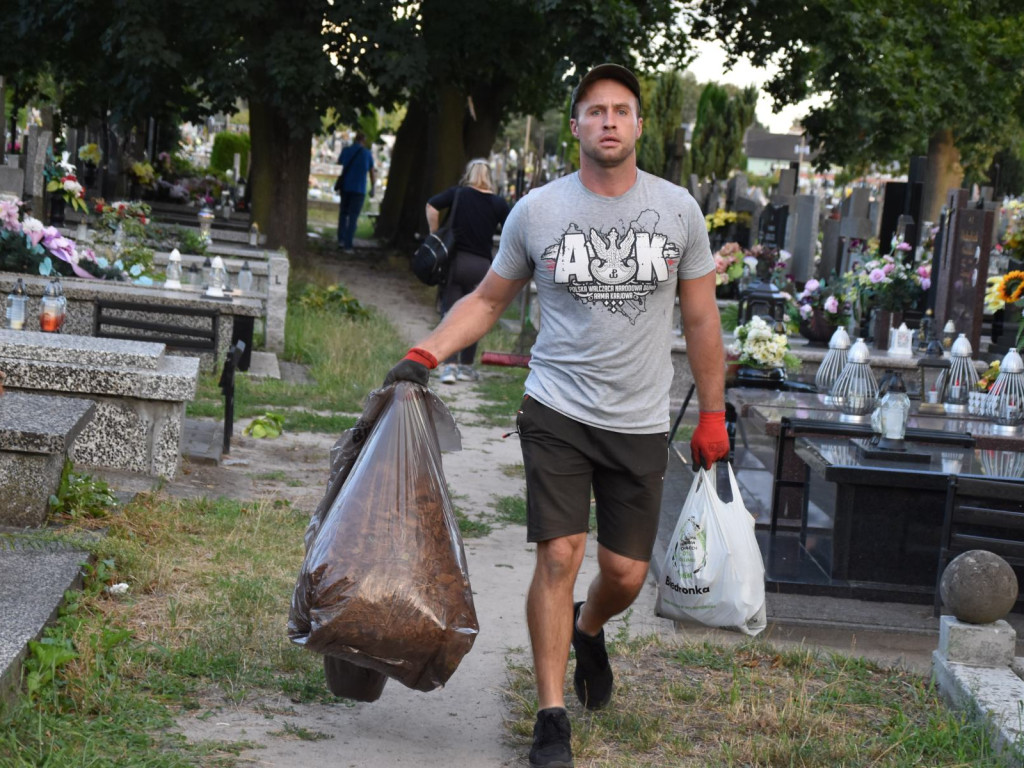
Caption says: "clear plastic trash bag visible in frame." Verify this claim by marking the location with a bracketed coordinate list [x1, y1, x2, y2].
[288, 381, 477, 693]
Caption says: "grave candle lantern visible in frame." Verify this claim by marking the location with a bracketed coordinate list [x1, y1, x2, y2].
[829, 337, 878, 421]
[198, 206, 214, 245]
[943, 333, 978, 414]
[815, 326, 850, 401]
[987, 348, 1024, 434]
[165, 248, 183, 289]
[237, 261, 253, 293]
[871, 372, 911, 450]
[206, 256, 228, 298]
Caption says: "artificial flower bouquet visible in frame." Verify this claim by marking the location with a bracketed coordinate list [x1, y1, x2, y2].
[78, 143, 102, 167]
[849, 238, 930, 312]
[1000, 200, 1024, 262]
[43, 149, 87, 213]
[789, 276, 850, 327]
[128, 161, 156, 188]
[729, 315, 800, 371]
[743, 243, 790, 284]
[0, 196, 120, 279]
[713, 241, 745, 286]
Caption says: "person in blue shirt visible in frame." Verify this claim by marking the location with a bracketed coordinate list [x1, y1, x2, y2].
[335, 132, 376, 252]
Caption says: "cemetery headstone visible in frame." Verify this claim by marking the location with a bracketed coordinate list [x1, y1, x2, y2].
[819, 215, 841, 278]
[733, 195, 762, 248]
[838, 187, 874, 273]
[934, 201, 994, 352]
[0, 167, 25, 197]
[878, 181, 908, 254]
[777, 166, 798, 199]
[23, 127, 52, 201]
[790, 194, 821, 283]
[687, 174, 703, 210]
[758, 204, 789, 251]
[726, 173, 748, 209]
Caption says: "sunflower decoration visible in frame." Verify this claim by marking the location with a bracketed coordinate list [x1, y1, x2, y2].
[996, 270, 1024, 305]
[995, 270, 1024, 350]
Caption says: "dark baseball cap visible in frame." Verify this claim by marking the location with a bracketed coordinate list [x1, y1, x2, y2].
[570, 63, 642, 118]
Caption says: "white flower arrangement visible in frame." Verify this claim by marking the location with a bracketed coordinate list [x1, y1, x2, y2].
[729, 315, 800, 370]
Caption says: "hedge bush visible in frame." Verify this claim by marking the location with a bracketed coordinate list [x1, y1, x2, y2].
[210, 131, 250, 177]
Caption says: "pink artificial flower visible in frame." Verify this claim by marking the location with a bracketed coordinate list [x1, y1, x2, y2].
[0, 199, 20, 230]
[917, 265, 931, 279]
[869, 268, 886, 283]
[882, 262, 896, 275]
[824, 295, 840, 314]
[896, 242, 912, 251]
[921, 277, 931, 291]
[804, 278, 820, 293]
[21, 216, 45, 246]
[799, 303, 813, 319]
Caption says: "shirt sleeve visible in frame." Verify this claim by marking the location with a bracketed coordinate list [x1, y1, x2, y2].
[491, 199, 533, 280]
[427, 186, 456, 210]
[678, 196, 715, 280]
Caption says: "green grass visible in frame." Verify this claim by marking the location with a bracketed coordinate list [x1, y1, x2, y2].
[187, 274, 407, 424]
[492, 495, 527, 526]
[0, 495, 324, 766]
[504, 636, 1004, 767]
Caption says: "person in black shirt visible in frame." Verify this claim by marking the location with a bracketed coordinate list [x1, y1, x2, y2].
[426, 159, 511, 383]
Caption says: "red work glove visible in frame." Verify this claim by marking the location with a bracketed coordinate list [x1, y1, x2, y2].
[383, 347, 437, 387]
[690, 410, 729, 470]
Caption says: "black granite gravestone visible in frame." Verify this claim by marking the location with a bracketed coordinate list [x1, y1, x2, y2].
[758, 204, 788, 250]
[934, 197, 993, 353]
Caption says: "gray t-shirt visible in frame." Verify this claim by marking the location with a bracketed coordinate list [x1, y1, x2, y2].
[492, 170, 713, 433]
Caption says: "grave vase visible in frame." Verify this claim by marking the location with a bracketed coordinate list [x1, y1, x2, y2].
[798, 307, 837, 347]
[48, 195, 66, 227]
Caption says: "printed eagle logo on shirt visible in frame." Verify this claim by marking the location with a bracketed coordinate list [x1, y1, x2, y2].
[541, 221, 679, 323]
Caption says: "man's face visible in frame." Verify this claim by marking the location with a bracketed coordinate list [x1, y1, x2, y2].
[570, 79, 643, 168]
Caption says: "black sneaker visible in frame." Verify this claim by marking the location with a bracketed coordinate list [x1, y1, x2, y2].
[529, 707, 573, 768]
[572, 601, 613, 710]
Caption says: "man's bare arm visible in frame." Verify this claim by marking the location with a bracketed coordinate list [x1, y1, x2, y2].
[678, 271, 725, 412]
[416, 270, 530, 362]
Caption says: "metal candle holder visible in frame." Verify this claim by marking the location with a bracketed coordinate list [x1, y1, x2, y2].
[986, 348, 1024, 434]
[829, 337, 878, 421]
[815, 327, 850, 402]
[943, 333, 979, 414]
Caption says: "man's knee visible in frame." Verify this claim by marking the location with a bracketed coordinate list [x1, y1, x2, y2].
[598, 549, 649, 594]
[535, 535, 586, 581]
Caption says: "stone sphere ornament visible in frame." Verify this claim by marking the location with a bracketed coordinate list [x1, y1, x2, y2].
[940, 550, 1019, 624]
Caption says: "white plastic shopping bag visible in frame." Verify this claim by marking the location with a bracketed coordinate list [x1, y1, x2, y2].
[655, 464, 767, 636]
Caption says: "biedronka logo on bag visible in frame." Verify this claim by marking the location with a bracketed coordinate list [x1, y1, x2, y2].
[666, 515, 709, 595]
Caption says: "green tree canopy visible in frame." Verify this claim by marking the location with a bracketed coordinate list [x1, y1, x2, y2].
[692, 0, 1024, 219]
[690, 82, 756, 180]
[637, 70, 689, 183]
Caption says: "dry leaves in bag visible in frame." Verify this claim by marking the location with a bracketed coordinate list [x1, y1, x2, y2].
[287, 381, 477, 692]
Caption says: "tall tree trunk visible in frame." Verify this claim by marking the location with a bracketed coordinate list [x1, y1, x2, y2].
[249, 100, 310, 258]
[434, 84, 467, 192]
[375, 98, 431, 248]
[465, 83, 511, 160]
[921, 128, 964, 225]
[376, 88, 467, 250]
